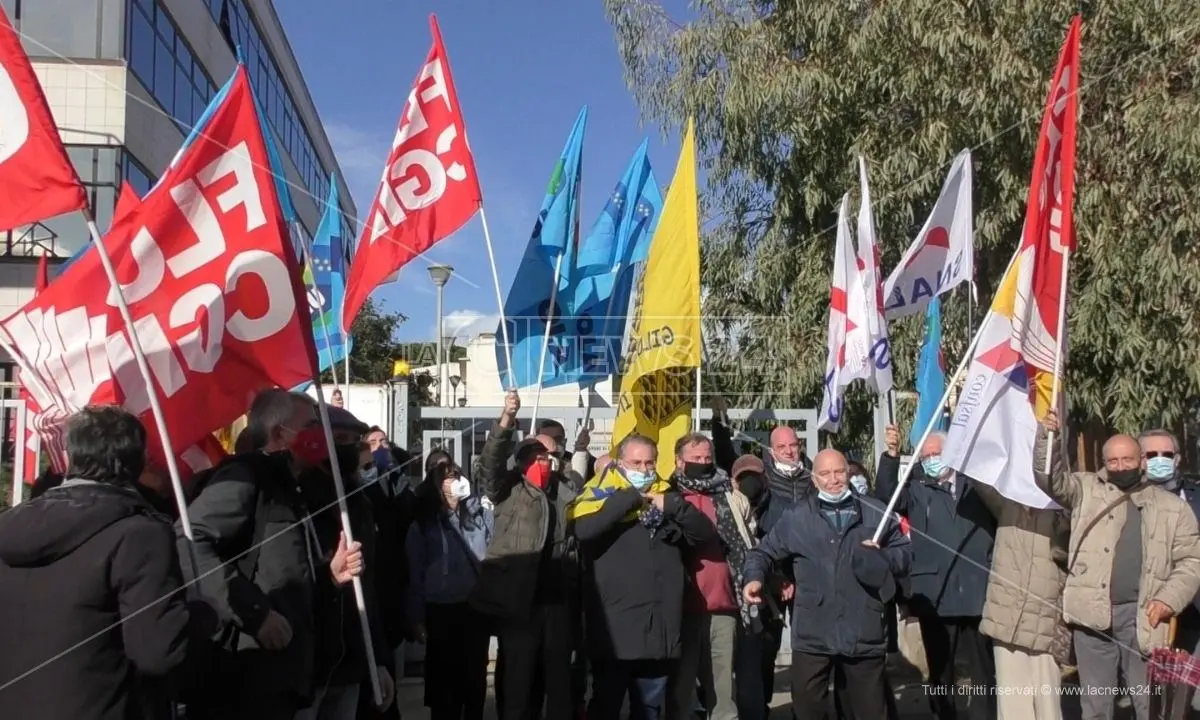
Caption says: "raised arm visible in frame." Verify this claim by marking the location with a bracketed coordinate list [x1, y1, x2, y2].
[873, 424, 909, 515]
[480, 391, 521, 501]
[1033, 410, 1081, 509]
[710, 395, 738, 475]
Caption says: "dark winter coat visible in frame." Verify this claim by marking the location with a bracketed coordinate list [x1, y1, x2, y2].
[874, 453, 996, 618]
[469, 422, 580, 620]
[181, 452, 320, 702]
[0, 480, 193, 720]
[758, 452, 814, 534]
[744, 492, 911, 657]
[572, 487, 718, 661]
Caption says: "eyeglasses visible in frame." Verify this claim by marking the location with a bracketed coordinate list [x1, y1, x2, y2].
[1144, 451, 1176, 459]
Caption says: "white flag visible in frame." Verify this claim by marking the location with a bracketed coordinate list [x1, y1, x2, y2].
[818, 195, 869, 432]
[856, 156, 894, 394]
[883, 149, 975, 319]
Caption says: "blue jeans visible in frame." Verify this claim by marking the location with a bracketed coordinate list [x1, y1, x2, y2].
[587, 659, 671, 720]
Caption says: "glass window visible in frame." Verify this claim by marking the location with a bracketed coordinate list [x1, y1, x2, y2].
[96, 148, 117, 184]
[128, 4, 155, 82]
[153, 37, 174, 110]
[94, 186, 117, 232]
[122, 153, 155, 198]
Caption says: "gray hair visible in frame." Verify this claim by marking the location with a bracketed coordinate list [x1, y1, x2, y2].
[1138, 428, 1179, 453]
[616, 433, 658, 461]
[242, 389, 314, 451]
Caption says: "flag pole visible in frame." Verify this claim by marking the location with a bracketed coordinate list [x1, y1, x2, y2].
[871, 248, 1021, 544]
[1042, 247, 1072, 473]
[582, 263, 627, 426]
[83, 215, 198, 572]
[694, 366, 702, 432]
[530, 252, 566, 430]
[310, 372, 383, 705]
[479, 207, 516, 390]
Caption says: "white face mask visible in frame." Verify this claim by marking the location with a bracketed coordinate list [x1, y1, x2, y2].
[773, 454, 801, 476]
[850, 474, 868, 495]
[449, 477, 471, 500]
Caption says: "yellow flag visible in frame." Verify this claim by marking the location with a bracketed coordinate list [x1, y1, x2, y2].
[610, 119, 702, 479]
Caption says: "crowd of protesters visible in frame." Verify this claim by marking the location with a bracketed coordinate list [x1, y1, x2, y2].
[1, 387, 1200, 720]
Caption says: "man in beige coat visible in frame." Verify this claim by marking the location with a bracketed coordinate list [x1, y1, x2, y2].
[1037, 411, 1200, 720]
[975, 481, 1070, 719]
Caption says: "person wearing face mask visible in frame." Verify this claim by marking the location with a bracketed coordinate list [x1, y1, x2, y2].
[743, 448, 911, 719]
[1037, 412, 1200, 720]
[405, 458, 493, 720]
[467, 390, 582, 720]
[875, 425, 997, 720]
[181, 390, 366, 720]
[299, 411, 396, 720]
[569, 433, 717, 720]
[758, 425, 814, 534]
[669, 434, 756, 720]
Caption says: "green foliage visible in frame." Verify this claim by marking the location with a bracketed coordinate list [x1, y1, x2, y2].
[607, 0, 1200, 457]
[320, 297, 407, 384]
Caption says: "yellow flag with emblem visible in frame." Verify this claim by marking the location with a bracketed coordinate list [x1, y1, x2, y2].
[610, 119, 701, 480]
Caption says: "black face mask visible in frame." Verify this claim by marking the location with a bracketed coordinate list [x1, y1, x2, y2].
[1108, 468, 1143, 491]
[739, 475, 766, 506]
[683, 462, 717, 481]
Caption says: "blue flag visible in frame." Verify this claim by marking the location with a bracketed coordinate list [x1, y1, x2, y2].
[305, 176, 353, 373]
[495, 107, 587, 389]
[556, 141, 662, 386]
[911, 296, 947, 449]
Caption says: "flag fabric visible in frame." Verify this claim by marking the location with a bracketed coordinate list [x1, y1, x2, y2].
[0, 64, 317, 476]
[566, 463, 672, 522]
[818, 195, 869, 432]
[342, 15, 481, 331]
[565, 140, 661, 385]
[943, 16, 1080, 509]
[884, 149, 975, 319]
[0, 7, 88, 230]
[17, 255, 50, 484]
[609, 119, 702, 480]
[304, 176, 353, 372]
[855, 157, 894, 395]
[910, 297, 947, 449]
[494, 107, 587, 389]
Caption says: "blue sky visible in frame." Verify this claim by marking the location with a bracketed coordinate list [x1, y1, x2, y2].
[277, 1, 688, 342]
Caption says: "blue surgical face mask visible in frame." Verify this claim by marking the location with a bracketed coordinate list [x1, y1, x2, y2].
[1147, 456, 1177, 482]
[817, 487, 851, 503]
[624, 468, 656, 491]
[921, 455, 946, 478]
[850, 475, 868, 495]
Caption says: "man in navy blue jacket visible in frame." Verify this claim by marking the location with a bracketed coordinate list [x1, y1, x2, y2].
[743, 448, 910, 719]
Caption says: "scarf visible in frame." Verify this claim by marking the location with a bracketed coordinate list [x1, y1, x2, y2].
[567, 465, 673, 534]
[675, 468, 754, 628]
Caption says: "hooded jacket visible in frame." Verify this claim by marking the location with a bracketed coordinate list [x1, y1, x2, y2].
[0, 480, 192, 720]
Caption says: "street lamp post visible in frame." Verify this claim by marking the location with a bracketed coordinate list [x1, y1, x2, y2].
[427, 264, 453, 415]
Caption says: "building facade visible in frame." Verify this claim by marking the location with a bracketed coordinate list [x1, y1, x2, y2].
[0, 0, 357, 322]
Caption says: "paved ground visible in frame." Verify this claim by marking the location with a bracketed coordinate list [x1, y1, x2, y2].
[390, 656, 1155, 718]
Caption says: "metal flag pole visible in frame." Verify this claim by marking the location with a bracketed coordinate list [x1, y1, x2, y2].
[530, 252, 566, 430]
[83, 215, 197, 577]
[478, 207, 516, 390]
[310, 373, 384, 705]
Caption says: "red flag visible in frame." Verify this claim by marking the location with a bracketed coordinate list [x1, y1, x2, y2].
[0, 8, 88, 229]
[113, 181, 141, 226]
[1010, 15, 1081, 382]
[16, 255, 50, 483]
[341, 15, 482, 329]
[0, 65, 317, 472]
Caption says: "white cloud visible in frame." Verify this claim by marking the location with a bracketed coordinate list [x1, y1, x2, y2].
[325, 121, 390, 210]
[441, 309, 500, 341]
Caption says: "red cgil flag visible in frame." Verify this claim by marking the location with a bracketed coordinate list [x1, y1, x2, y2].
[16, 255, 49, 484]
[0, 7, 88, 230]
[341, 15, 482, 330]
[0, 65, 317, 474]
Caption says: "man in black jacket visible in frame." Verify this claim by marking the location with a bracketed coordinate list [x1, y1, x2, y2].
[470, 390, 581, 720]
[182, 389, 366, 720]
[571, 433, 717, 720]
[874, 424, 997, 720]
[744, 448, 911, 719]
[0, 406, 195, 720]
